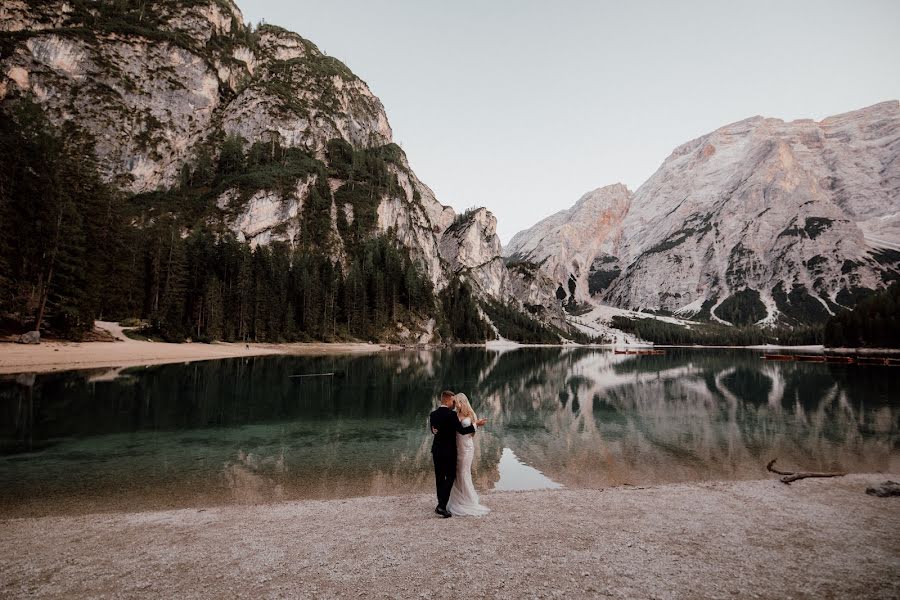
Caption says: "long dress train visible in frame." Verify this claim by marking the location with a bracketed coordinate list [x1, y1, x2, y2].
[447, 417, 490, 516]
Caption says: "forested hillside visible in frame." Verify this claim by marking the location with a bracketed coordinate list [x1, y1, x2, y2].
[0, 99, 493, 343]
[609, 316, 823, 346]
[0, 0, 573, 344]
[824, 283, 900, 348]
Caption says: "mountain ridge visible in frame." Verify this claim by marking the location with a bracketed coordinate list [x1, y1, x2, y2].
[506, 100, 900, 326]
[0, 0, 568, 342]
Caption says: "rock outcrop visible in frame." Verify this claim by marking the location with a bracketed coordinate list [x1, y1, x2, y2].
[507, 102, 900, 325]
[505, 183, 632, 304]
[1, 0, 563, 339]
[16, 330, 40, 345]
[442, 208, 564, 323]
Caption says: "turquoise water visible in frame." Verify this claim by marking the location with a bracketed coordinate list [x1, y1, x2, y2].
[1, 348, 897, 517]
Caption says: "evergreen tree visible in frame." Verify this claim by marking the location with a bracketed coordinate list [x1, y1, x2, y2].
[439, 278, 493, 342]
[824, 283, 900, 348]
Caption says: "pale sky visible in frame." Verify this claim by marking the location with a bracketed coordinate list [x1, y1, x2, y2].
[242, 1, 900, 243]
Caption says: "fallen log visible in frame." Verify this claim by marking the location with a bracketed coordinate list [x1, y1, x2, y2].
[865, 481, 900, 497]
[766, 459, 846, 485]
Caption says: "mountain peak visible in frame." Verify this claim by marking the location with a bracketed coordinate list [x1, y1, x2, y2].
[509, 100, 900, 324]
[504, 183, 632, 302]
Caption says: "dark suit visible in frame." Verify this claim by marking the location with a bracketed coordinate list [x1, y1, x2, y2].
[430, 405, 476, 510]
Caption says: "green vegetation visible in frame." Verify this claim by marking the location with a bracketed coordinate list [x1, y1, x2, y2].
[725, 243, 754, 287]
[869, 248, 900, 285]
[772, 282, 830, 325]
[438, 278, 493, 343]
[691, 296, 719, 321]
[824, 283, 900, 348]
[0, 100, 438, 342]
[835, 286, 874, 307]
[329, 140, 404, 247]
[504, 258, 542, 283]
[10, 0, 235, 58]
[713, 288, 767, 326]
[445, 207, 483, 234]
[644, 214, 713, 255]
[1, 97, 577, 345]
[587, 265, 620, 295]
[0, 99, 125, 339]
[481, 300, 561, 344]
[562, 299, 594, 317]
[803, 217, 834, 240]
[776, 216, 835, 240]
[611, 316, 823, 346]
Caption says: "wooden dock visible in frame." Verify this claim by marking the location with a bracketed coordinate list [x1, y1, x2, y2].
[614, 349, 666, 356]
[762, 353, 900, 366]
[856, 356, 900, 366]
[762, 354, 795, 361]
[794, 355, 826, 362]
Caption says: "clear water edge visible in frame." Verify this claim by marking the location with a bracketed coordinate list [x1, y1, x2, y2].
[1, 347, 897, 518]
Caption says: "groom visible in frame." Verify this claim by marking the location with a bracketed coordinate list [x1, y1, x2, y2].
[430, 390, 486, 518]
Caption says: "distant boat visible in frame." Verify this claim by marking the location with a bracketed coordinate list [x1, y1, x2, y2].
[762, 353, 899, 366]
[762, 354, 795, 361]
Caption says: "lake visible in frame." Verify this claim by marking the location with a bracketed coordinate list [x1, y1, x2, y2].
[1, 348, 897, 517]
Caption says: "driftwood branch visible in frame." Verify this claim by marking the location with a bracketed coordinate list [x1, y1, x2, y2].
[766, 459, 846, 485]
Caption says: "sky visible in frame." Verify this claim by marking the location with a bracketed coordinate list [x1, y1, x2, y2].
[241, 0, 900, 243]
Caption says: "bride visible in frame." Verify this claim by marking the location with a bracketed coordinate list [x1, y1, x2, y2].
[447, 393, 490, 516]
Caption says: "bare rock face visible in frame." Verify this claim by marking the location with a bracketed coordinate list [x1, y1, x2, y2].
[441, 208, 566, 325]
[440, 208, 505, 296]
[8, 32, 221, 192]
[1, 2, 393, 194]
[375, 163, 451, 287]
[17, 330, 40, 345]
[607, 101, 900, 324]
[508, 102, 900, 325]
[220, 27, 393, 156]
[505, 184, 632, 303]
[1, 0, 563, 339]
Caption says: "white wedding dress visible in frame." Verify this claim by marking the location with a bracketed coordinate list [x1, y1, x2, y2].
[447, 418, 490, 516]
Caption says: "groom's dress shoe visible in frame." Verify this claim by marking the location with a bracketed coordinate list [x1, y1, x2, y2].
[435, 506, 442, 514]
[437, 508, 452, 518]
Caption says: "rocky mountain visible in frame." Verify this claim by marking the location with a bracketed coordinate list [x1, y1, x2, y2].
[0, 0, 564, 340]
[506, 101, 900, 326]
[506, 183, 632, 305]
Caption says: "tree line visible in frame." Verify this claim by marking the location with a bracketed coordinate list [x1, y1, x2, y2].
[0, 99, 496, 343]
[612, 284, 900, 349]
[610, 316, 824, 346]
[824, 282, 899, 348]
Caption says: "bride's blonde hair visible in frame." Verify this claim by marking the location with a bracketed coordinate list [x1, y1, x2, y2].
[454, 393, 477, 422]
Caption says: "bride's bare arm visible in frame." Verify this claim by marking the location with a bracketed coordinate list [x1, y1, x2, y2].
[454, 414, 476, 435]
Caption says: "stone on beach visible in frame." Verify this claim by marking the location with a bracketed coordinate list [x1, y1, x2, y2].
[866, 480, 900, 497]
[16, 330, 40, 345]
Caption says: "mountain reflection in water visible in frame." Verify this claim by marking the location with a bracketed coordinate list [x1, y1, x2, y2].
[0, 348, 896, 517]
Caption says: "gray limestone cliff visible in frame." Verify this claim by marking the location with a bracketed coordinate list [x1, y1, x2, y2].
[1, 0, 565, 338]
[506, 102, 900, 325]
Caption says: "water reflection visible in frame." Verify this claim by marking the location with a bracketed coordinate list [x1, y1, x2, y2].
[494, 448, 563, 491]
[0, 348, 897, 517]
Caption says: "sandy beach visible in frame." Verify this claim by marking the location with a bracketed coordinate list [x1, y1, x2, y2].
[1, 475, 897, 599]
[0, 322, 385, 375]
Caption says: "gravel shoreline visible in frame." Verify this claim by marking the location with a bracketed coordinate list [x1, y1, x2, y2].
[2, 475, 898, 599]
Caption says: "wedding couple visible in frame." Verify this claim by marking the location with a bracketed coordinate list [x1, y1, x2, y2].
[429, 390, 491, 518]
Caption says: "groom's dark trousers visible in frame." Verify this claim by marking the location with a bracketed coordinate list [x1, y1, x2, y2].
[430, 405, 476, 510]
